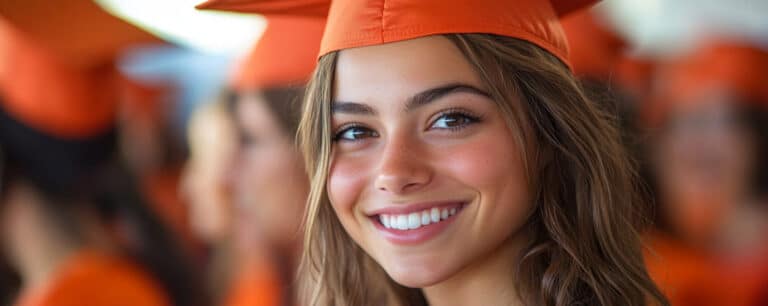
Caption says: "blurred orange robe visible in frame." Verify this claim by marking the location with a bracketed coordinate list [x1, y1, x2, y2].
[14, 250, 171, 306]
[645, 232, 768, 306]
[222, 260, 284, 306]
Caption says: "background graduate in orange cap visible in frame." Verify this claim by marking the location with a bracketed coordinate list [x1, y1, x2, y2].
[560, 9, 660, 215]
[642, 39, 768, 306]
[0, 1, 207, 305]
[188, 1, 327, 305]
[207, 0, 681, 305]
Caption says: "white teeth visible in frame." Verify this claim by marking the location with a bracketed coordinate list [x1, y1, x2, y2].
[430, 208, 441, 223]
[381, 205, 462, 230]
[421, 211, 431, 226]
[407, 213, 421, 229]
[396, 215, 408, 230]
[380, 215, 390, 228]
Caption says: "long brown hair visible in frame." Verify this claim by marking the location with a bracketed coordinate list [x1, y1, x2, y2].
[298, 34, 669, 306]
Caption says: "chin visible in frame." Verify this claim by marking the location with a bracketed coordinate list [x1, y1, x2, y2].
[379, 255, 460, 288]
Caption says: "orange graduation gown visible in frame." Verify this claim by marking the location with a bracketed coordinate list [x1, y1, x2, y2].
[14, 250, 171, 306]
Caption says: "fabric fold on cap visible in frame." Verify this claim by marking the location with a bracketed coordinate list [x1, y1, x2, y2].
[318, 0, 598, 69]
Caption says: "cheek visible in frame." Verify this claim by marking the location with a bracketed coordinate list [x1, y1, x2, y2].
[437, 128, 525, 193]
[436, 126, 531, 241]
[241, 148, 280, 187]
[328, 155, 372, 221]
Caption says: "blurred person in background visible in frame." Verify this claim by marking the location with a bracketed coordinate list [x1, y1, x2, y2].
[120, 77, 203, 261]
[0, 2, 207, 305]
[561, 9, 658, 159]
[186, 1, 328, 305]
[182, 98, 239, 303]
[643, 39, 768, 306]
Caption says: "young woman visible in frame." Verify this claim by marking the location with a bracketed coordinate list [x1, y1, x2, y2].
[194, 1, 328, 305]
[292, 0, 670, 305]
[643, 40, 768, 306]
[0, 12, 204, 306]
[222, 17, 325, 306]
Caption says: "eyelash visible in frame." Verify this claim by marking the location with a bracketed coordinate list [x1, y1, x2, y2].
[332, 123, 376, 142]
[429, 108, 482, 131]
[331, 108, 483, 142]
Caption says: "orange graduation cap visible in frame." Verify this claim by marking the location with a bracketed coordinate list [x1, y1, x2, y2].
[561, 9, 627, 79]
[319, 0, 598, 68]
[0, 0, 163, 138]
[198, 0, 597, 69]
[661, 41, 768, 104]
[231, 16, 326, 90]
[196, 0, 330, 17]
[644, 40, 768, 126]
[0, 0, 160, 67]
[196, 0, 327, 89]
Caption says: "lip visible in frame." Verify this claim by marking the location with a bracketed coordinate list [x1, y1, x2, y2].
[369, 202, 467, 245]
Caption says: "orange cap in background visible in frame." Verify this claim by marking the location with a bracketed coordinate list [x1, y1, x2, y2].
[196, 0, 328, 90]
[0, 0, 160, 67]
[0, 19, 120, 138]
[561, 10, 627, 79]
[196, 0, 330, 17]
[645, 40, 768, 126]
[319, 0, 598, 68]
[0, 1, 165, 138]
[196, 0, 597, 70]
[661, 42, 768, 104]
[231, 16, 325, 90]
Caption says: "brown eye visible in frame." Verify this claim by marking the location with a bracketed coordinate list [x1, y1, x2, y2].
[430, 112, 479, 130]
[334, 125, 379, 142]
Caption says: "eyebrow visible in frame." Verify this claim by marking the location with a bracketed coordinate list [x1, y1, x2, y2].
[405, 83, 490, 112]
[331, 83, 490, 115]
[331, 101, 377, 115]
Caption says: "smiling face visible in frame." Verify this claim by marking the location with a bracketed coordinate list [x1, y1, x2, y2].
[327, 36, 533, 288]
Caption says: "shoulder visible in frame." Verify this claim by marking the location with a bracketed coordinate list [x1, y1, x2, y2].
[18, 250, 171, 306]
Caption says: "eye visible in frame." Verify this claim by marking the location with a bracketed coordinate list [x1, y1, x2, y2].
[239, 133, 256, 147]
[430, 110, 481, 130]
[333, 125, 379, 142]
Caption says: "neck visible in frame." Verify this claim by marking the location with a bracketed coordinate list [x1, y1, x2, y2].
[422, 233, 527, 306]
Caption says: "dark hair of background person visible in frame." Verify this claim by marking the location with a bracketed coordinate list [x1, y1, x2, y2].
[0, 103, 209, 306]
[226, 86, 305, 138]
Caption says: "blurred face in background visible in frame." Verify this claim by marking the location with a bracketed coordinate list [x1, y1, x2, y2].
[231, 93, 308, 249]
[182, 103, 237, 244]
[653, 93, 756, 242]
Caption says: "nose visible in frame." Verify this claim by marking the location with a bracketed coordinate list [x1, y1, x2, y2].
[373, 134, 432, 194]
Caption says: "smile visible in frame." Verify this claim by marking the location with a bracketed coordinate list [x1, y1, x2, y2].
[379, 205, 461, 230]
[368, 202, 467, 244]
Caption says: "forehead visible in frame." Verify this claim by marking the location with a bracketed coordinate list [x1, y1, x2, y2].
[333, 35, 484, 103]
[236, 94, 280, 132]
